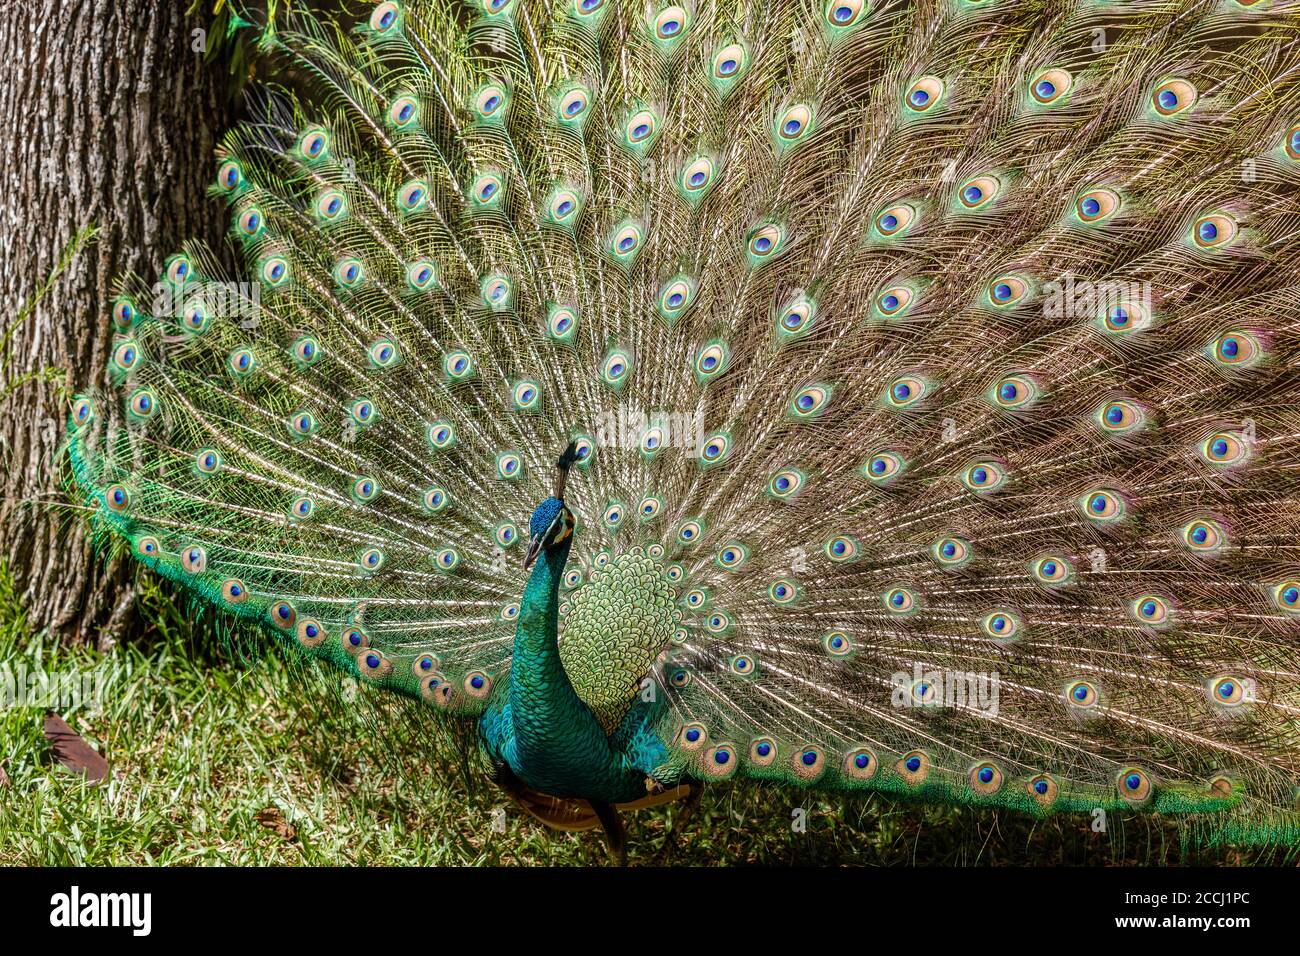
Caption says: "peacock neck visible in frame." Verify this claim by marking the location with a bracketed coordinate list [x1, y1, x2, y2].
[507, 541, 607, 777]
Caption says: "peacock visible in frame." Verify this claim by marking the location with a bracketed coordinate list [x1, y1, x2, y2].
[65, 0, 1300, 862]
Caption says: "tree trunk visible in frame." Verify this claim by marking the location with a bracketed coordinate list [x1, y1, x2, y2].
[0, 0, 236, 647]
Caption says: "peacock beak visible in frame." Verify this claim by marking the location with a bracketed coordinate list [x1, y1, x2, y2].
[523, 533, 545, 571]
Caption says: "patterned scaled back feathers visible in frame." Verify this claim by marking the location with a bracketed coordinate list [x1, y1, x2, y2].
[68, 0, 1300, 840]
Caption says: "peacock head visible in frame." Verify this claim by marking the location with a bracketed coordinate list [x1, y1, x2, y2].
[523, 442, 580, 571]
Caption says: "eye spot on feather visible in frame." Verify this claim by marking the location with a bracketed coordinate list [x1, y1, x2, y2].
[709, 42, 750, 89]
[825, 535, 858, 563]
[71, 397, 95, 428]
[968, 761, 1003, 795]
[133, 536, 160, 560]
[1031, 554, 1073, 586]
[981, 609, 1021, 642]
[500, 602, 520, 621]
[464, 671, 493, 698]
[296, 618, 326, 649]
[825, 0, 866, 29]
[496, 452, 523, 481]
[1117, 767, 1153, 804]
[1131, 594, 1172, 628]
[127, 388, 158, 421]
[957, 174, 1000, 210]
[111, 297, 138, 330]
[931, 536, 971, 568]
[961, 461, 1006, 494]
[1199, 430, 1251, 468]
[843, 747, 876, 780]
[774, 104, 814, 151]
[474, 83, 509, 121]
[180, 546, 207, 574]
[873, 284, 914, 319]
[1065, 680, 1099, 710]
[358, 649, 393, 680]
[194, 448, 222, 476]
[872, 203, 916, 240]
[221, 579, 247, 604]
[1075, 188, 1120, 224]
[269, 601, 297, 630]
[748, 737, 777, 767]
[1207, 330, 1263, 369]
[427, 421, 456, 450]
[1272, 580, 1300, 614]
[701, 743, 738, 778]
[678, 722, 708, 751]
[422, 485, 449, 514]
[822, 630, 853, 658]
[369, 2, 401, 33]
[1079, 487, 1126, 524]
[1151, 79, 1196, 117]
[217, 159, 244, 191]
[695, 341, 729, 381]
[792, 745, 825, 780]
[883, 587, 917, 615]
[904, 76, 945, 114]
[229, 348, 256, 376]
[1181, 518, 1226, 554]
[396, 178, 429, 213]
[897, 750, 930, 786]
[164, 254, 193, 287]
[1028, 774, 1058, 807]
[788, 383, 832, 420]
[556, 85, 592, 125]
[1029, 68, 1072, 105]
[435, 548, 461, 572]
[652, 5, 690, 41]
[1208, 674, 1248, 707]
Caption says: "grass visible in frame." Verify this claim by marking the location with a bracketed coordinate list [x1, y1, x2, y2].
[0, 568, 1292, 866]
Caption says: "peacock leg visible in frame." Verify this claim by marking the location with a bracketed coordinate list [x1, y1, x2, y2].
[589, 801, 628, 866]
[655, 783, 704, 865]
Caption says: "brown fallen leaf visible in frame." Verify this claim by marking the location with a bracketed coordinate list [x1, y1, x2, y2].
[43, 712, 109, 784]
[0, 764, 9, 788]
[256, 807, 298, 841]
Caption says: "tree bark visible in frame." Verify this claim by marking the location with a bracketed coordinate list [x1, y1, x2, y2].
[0, 0, 236, 646]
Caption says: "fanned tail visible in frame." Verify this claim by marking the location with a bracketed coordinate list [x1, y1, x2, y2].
[67, 0, 1300, 836]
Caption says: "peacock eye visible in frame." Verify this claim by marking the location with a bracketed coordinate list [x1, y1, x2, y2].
[904, 76, 946, 113]
[652, 5, 690, 41]
[990, 374, 1037, 409]
[423, 486, 449, 513]
[315, 189, 348, 221]
[557, 86, 591, 124]
[1032, 554, 1072, 585]
[981, 609, 1021, 641]
[1075, 188, 1120, 224]
[237, 207, 264, 236]
[370, 2, 401, 33]
[789, 384, 832, 419]
[1208, 330, 1263, 369]
[774, 104, 814, 150]
[932, 536, 971, 567]
[825, 0, 866, 28]
[969, 761, 1003, 795]
[768, 468, 805, 500]
[709, 42, 749, 87]
[986, 275, 1028, 308]
[623, 110, 658, 149]
[128, 388, 158, 420]
[656, 276, 697, 321]
[1209, 675, 1247, 707]
[874, 285, 914, 318]
[195, 448, 222, 475]
[768, 580, 798, 604]
[698, 433, 731, 466]
[1151, 78, 1196, 116]
[962, 461, 1006, 493]
[389, 95, 419, 128]
[1098, 299, 1152, 335]
[181, 545, 207, 574]
[823, 631, 853, 657]
[863, 451, 906, 483]
[1132, 595, 1172, 627]
[397, 179, 429, 213]
[1200, 431, 1251, 467]
[1065, 680, 1098, 709]
[260, 255, 290, 287]
[873, 203, 916, 239]
[825, 535, 858, 563]
[217, 159, 244, 191]
[1117, 767, 1152, 803]
[474, 84, 508, 120]
[746, 223, 785, 263]
[1273, 580, 1300, 613]
[1096, 399, 1145, 434]
[496, 452, 522, 480]
[884, 374, 928, 409]
[1181, 518, 1225, 553]
[1080, 488, 1125, 523]
[1192, 212, 1238, 250]
[1029, 68, 1072, 105]
[716, 541, 748, 569]
[883, 587, 916, 614]
[957, 174, 1001, 210]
